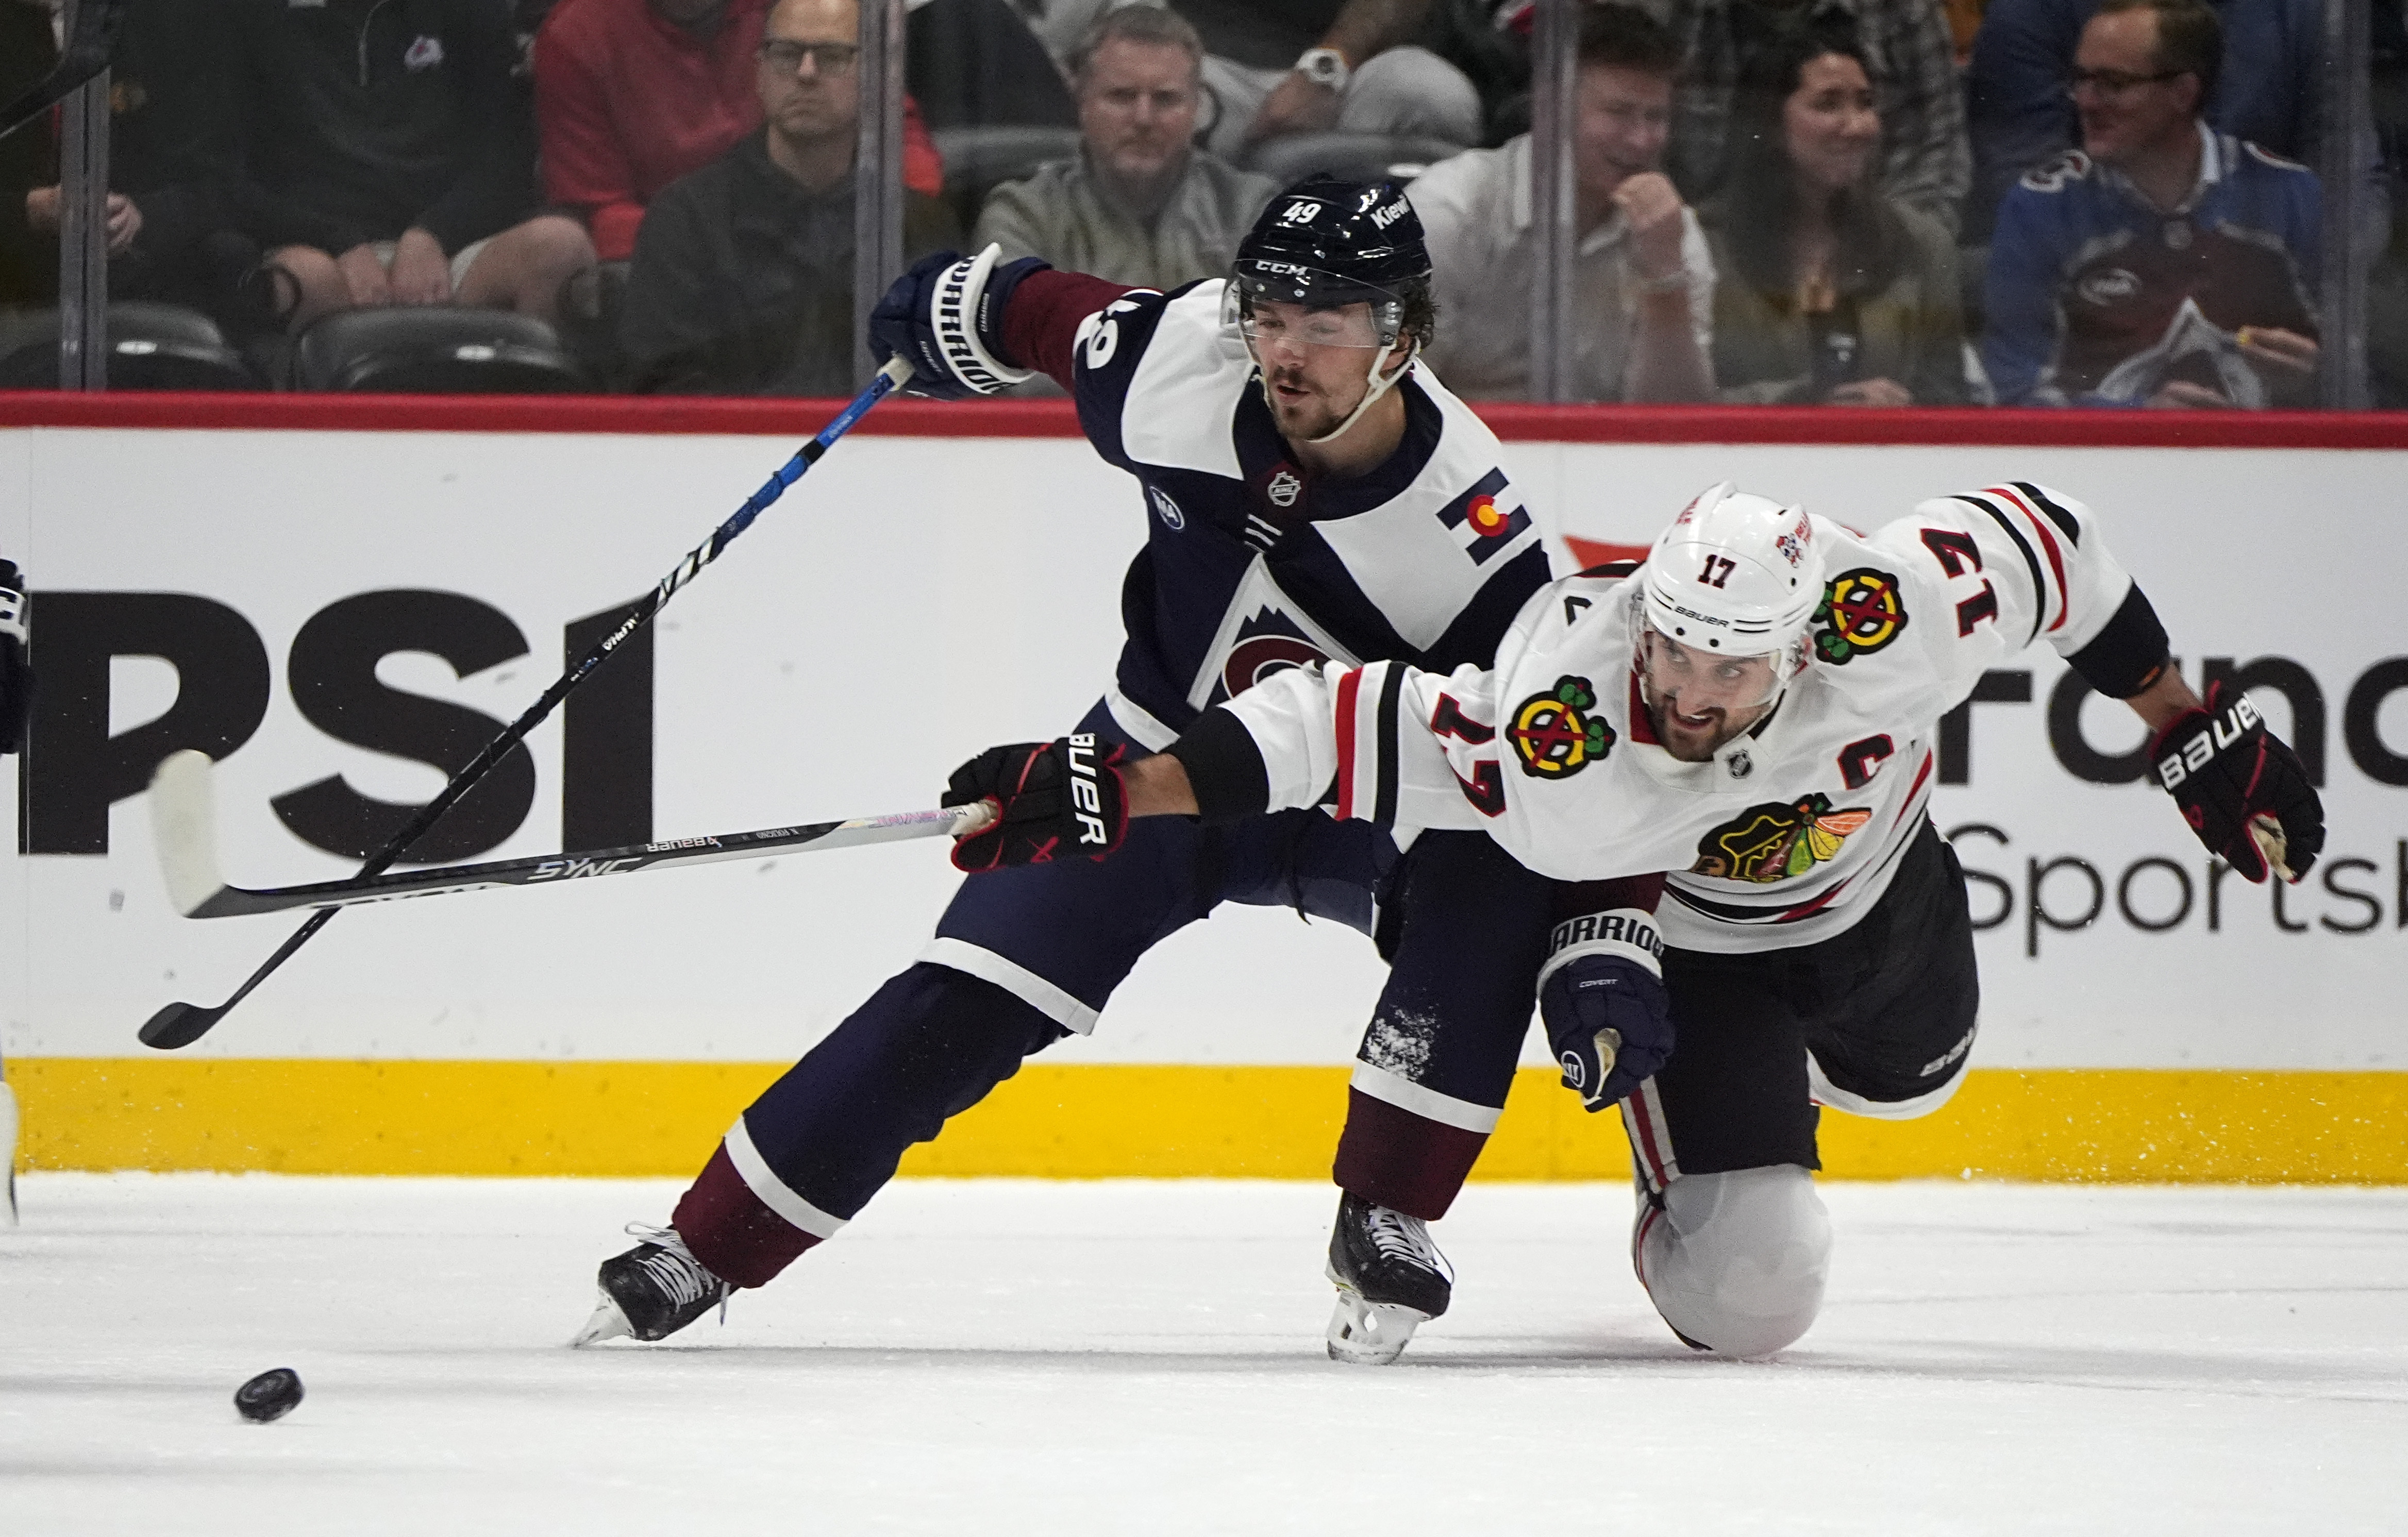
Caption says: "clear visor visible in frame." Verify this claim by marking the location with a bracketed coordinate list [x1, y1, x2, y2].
[1632, 603, 1796, 717]
[1223, 275, 1401, 351]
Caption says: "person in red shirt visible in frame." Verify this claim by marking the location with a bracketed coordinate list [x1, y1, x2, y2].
[536, 0, 946, 263]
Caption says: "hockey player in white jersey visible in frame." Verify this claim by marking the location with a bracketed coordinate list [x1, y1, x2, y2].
[954, 480, 2323, 1357]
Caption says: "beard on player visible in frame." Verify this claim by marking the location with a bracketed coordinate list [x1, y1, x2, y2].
[1637, 630, 1780, 763]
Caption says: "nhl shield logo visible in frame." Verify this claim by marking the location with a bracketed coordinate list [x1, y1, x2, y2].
[1267, 469, 1302, 508]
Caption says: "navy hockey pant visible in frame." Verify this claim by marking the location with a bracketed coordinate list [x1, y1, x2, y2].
[673, 706, 1557, 1288]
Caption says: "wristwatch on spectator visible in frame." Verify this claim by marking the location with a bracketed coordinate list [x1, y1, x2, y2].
[1294, 47, 1351, 93]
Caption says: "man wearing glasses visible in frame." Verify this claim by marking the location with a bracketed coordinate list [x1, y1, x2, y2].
[1980, 0, 2320, 408]
[616, 0, 959, 392]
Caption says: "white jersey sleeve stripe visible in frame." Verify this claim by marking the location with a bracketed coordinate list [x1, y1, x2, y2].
[1953, 493, 2053, 646]
[1984, 483, 2076, 634]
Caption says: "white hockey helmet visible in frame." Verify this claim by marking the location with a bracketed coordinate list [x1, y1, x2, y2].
[1632, 482, 1824, 707]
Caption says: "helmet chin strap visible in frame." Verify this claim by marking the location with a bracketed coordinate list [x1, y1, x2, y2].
[1302, 339, 1420, 445]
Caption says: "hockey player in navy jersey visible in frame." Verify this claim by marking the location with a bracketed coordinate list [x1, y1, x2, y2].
[574, 179, 1629, 1361]
[1982, 0, 2321, 409]
[973, 479, 2323, 1358]
[1, 556, 27, 1223]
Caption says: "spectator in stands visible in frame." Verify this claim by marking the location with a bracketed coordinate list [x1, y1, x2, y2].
[217, 0, 597, 328]
[1652, 0, 1971, 236]
[1702, 20, 1966, 404]
[1177, 0, 1483, 161]
[534, 0, 772, 264]
[1964, 0, 2325, 244]
[619, 0, 959, 393]
[1407, 3, 1713, 402]
[973, 7, 1275, 289]
[537, 0, 947, 264]
[1982, 0, 2320, 408]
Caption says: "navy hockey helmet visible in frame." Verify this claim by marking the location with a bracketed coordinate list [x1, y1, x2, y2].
[1230, 176, 1430, 332]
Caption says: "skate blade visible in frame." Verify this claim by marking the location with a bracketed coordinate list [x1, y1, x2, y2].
[1325, 1285, 1430, 1366]
[570, 1291, 634, 1348]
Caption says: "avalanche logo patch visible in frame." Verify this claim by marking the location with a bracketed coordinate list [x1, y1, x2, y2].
[1509, 675, 1614, 779]
[1219, 610, 1331, 700]
[1812, 567, 1908, 664]
[1436, 469, 1530, 566]
[1691, 793, 1872, 883]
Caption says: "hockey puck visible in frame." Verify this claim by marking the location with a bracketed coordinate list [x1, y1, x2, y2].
[233, 1367, 304, 1423]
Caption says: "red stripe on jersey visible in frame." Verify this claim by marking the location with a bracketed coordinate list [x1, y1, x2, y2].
[1891, 749, 1935, 827]
[1333, 667, 1363, 821]
[1625, 1080, 1676, 1187]
[1775, 876, 1855, 924]
[1986, 484, 2071, 632]
[1626, 672, 1661, 746]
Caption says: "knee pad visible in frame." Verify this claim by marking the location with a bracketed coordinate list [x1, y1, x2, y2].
[1633, 1164, 1830, 1358]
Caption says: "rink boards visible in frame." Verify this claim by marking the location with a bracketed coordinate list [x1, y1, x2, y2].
[2, 396, 2403, 1179]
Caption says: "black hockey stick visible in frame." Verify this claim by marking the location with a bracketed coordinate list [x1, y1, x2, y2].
[0, 0, 130, 144]
[147, 749, 991, 919]
[138, 356, 914, 1051]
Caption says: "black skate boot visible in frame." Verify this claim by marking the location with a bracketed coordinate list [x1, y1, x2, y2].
[1325, 1192, 1452, 1365]
[572, 1223, 732, 1346]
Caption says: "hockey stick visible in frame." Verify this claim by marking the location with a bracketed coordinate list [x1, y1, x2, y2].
[147, 749, 992, 919]
[0, 0, 130, 144]
[138, 356, 914, 1052]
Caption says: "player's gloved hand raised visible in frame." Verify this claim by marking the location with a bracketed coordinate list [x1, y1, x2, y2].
[943, 734, 1129, 873]
[0, 559, 29, 755]
[868, 244, 1047, 400]
[2151, 682, 2324, 883]
[1537, 910, 1673, 1111]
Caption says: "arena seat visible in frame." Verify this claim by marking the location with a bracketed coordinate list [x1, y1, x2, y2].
[290, 308, 590, 394]
[1244, 133, 1468, 189]
[931, 125, 1083, 214]
[0, 301, 259, 390]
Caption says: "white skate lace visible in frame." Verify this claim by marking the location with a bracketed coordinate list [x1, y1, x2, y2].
[1365, 1206, 1452, 1281]
[624, 1222, 729, 1323]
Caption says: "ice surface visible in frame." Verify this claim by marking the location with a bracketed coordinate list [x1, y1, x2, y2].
[6, 1175, 2405, 1534]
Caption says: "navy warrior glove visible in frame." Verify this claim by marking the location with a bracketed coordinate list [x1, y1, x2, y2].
[0, 559, 28, 755]
[868, 244, 1049, 400]
[1537, 907, 1673, 1111]
[943, 735, 1129, 873]
[2150, 682, 2324, 883]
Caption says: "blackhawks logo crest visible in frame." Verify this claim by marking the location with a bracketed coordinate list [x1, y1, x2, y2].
[1812, 567, 1908, 664]
[1509, 675, 1615, 778]
[1692, 793, 1874, 883]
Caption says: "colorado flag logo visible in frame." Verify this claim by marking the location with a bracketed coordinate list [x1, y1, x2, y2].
[1436, 469, 1532, 565]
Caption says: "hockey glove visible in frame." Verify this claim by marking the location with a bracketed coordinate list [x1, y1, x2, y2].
[943, 735, 1129, 873]
[0, 560, 27, 755]
[1537, 909, 1673, 1111]
[2150, 682, 2323, 883]
[868, 244, 1048, 400]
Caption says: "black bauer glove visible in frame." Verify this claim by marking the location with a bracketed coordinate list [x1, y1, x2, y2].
[867, 244, 1049, 401]
[943, 735, 1129, 873]
[0, 559, 27, 755]
[1537, 908, 1673, 1111]
[2150, 683, 2324, 883]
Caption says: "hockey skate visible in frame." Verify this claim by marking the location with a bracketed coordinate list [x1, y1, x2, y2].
[1324, 1192, 1452, 1365]
[572, 1223, 732, 1346]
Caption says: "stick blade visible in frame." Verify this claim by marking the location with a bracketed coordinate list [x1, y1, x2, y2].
[149, 750, 227, 917]
[139, 1000, 224, 1051]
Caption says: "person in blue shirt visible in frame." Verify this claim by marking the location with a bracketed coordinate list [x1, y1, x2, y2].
[1982, 0, 2320, 408]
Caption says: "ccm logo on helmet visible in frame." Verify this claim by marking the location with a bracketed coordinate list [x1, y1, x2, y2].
[1064, 733, 1111, 846]
[2156, 696, 2262, 790]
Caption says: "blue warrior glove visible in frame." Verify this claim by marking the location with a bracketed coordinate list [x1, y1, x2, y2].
[0, 559, 27, 755]
[867, 244, 1049, 400]
[1537, 907, 1673, 1111]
